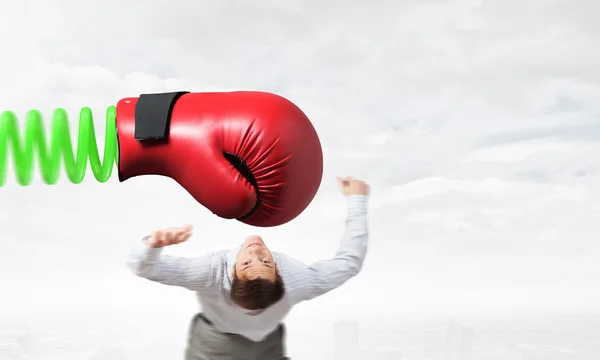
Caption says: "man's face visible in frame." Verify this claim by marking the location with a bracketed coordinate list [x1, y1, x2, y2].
[234, 235, 278, 281]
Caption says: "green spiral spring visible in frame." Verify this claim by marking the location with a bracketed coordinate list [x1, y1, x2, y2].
[0, 106, 118, 186]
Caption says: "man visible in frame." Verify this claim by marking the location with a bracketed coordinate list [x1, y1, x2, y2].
[127, 176, 370, 360]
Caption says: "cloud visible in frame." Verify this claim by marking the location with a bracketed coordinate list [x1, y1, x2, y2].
[0, 0, 599, 318]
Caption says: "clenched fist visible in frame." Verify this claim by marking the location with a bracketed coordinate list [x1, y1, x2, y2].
[145, 224, 193, 248]
[336, 176, 370, 196]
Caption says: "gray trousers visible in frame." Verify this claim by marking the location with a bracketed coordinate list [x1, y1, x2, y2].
[185, 313, 289, 360]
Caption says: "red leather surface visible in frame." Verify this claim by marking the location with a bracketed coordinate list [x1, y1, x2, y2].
[116, 91, 323, 227]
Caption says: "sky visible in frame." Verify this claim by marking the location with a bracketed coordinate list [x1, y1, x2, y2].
[0, 0, 599, 326]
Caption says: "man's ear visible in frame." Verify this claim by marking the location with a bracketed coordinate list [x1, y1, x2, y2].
[275, 265, 281, 275]
[231, 267, 236, 279]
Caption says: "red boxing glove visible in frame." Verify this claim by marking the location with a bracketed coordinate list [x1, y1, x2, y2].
[115, 91, 323, 227]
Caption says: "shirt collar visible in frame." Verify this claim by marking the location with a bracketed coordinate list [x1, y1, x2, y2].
[226, 247, 239, 282]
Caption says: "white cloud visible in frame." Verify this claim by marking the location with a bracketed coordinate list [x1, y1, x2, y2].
[1, 0, 599, 328]
[463, 139, 589, 163]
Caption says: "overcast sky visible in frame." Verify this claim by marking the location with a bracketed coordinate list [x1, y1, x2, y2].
[0, 0, 599, 322]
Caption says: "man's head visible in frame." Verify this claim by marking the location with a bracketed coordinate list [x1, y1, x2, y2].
[230, 235, 285, 311]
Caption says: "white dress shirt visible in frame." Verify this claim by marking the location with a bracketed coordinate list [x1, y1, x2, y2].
[126, 194, 369, 342]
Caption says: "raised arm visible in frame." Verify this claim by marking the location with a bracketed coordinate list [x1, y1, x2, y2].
[126, 225, 219, 293]
[282, 177, 370, 303]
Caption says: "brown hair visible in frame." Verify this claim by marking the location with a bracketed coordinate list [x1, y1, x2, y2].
[230, 271, 285, 311]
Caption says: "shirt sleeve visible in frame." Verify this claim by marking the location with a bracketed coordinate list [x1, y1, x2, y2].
[126, 239, 220, 293]
[279, 194, 369, 304]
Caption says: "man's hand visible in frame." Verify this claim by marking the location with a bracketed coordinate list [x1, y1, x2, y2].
[145, 224, 193, 248]
[336, 176, 370, 196]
